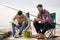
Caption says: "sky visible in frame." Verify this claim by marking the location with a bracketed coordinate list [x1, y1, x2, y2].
[0, 0, 60, 29]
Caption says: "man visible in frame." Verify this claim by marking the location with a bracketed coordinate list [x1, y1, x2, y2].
[12, 11, 30, 38]
[33, 4, 51, 39]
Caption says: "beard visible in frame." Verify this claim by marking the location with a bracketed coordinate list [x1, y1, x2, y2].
[39, 10, 44, 14]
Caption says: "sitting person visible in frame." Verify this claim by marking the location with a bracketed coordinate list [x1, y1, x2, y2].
[33, 4, 51, 39]
[12, 11, 30, 38]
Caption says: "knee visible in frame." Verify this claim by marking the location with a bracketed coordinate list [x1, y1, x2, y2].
[22, 21, 27, 24]
[12, 23, 16, 27]
[12, 23, 14, 25]
[12, 23, 15, 25]
[33, 21, 38, 25]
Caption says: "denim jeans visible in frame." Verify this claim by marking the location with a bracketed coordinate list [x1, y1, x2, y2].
[12, 21, 27, 36]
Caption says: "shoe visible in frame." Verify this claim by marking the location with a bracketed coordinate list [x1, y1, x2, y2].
[36, 33, 40, 37]
[36, 33, 44, 39]
[14, 35, 20, 38]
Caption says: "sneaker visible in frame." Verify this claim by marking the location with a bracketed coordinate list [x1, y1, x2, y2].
[14, 35, 20, 38]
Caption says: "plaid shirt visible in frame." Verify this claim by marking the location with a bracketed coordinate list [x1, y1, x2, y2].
[37, 9, 51, 23]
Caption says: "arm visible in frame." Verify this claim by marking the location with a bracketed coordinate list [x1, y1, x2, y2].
[34, 18, 43, 21]
[13, 16, 16, 21]
[34, 17, 45, 24]
[24, 16, 31, 31]
[44, 12, 51, 23]
[13, 16, 20, 26]
[35, 11, 50, 23]
[34, 13, 43, 22]
[38, 14, 50, 23]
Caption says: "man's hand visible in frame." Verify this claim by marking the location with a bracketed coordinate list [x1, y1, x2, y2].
[16, 23, 19, 26]
[34, 18, 45, 23]
[41, 20, 45, 24]
[24, 26, 31, 31]
[34, 18, 39, 21]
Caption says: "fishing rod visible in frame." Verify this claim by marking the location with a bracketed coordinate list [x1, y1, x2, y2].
[0, 4, 19, 11]
[0, 4, 26, 13]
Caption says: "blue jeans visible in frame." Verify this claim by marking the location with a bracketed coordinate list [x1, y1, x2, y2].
[12, 21, 27, 36]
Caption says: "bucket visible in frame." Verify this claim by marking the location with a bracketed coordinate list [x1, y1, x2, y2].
[22, 31, 30, 38]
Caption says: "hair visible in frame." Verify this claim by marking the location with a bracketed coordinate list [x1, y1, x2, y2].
[17, 11, 22, 15]
[37, 4, 43, 7]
